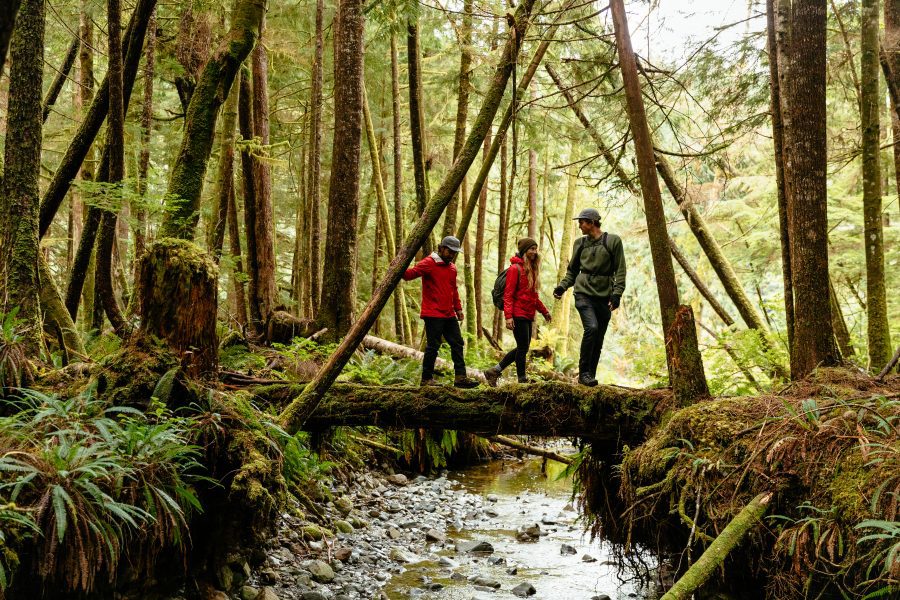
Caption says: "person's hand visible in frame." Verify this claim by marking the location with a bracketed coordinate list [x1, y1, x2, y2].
[543, 313, 552, 323]
[505, 318, 514, 330]
[609, 295, 621, 311]
[456, 310, 464, 322]
[553, 285, 565, 299]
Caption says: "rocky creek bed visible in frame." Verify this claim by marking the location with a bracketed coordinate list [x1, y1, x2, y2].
[235, 457, 656, 600]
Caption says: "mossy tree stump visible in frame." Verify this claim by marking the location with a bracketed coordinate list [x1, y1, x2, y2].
[138, 239, 218, 376]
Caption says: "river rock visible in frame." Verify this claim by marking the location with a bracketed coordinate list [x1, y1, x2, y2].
[485, 508, 500, 518]
[387, 474, 409, 486]
[334, 547, 352, 562]
[217, 565, 234, 590]
[506, 567, 518, 575]
[387, 527, 402, 540]
[335, 520, 353, 533]
[438, 556, 458, 568]
[560, 543, 577, 555]
[334, 497, 353, 515]
[486, 494, 499, 502]
[512, 582, 537, 597]
[516, 524, 540, 541]
[591, 596, 612, 600]
[301, 592, 330, 600]
[302, 524, 326, 541]
[471, 575, 501, 589]
[389, 547, 419, 563]
[450, 572, 466, 582]
[253, 588, 280, 600]
[241, 586, 259, 600]
[455, 540, 494, 554]
[582, 554, 597, 563]
[487, 556, 506, 566]
[308, 560, 335, 583]
[425, 529, 446, 543]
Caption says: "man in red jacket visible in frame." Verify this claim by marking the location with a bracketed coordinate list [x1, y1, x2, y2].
[402, 236, 480, 388]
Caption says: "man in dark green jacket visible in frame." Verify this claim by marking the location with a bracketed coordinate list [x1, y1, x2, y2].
[553, 208, 627, 386]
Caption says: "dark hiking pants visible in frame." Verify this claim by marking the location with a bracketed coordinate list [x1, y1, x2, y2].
[498, 317, 533, 380]
[422, 317, 466, 380]
[574, 293, 611, 377]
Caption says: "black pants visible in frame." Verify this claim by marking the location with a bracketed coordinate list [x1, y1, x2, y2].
[422, 317, 466, 380]
[498, 317, 533, 380]
[574, 293, 611, 377]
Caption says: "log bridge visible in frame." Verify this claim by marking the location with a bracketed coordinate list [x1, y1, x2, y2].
[253, 381, 674, 442]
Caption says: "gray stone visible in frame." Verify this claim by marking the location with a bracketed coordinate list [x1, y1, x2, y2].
[487, 556, 506, 566]
[387, 473, 409, 486]
[516, 524, 540, 541]
[261, 568, 281, 584]
[484, 508, 500, 518]
[471, 576, 501, 589]
[455, 540, 494, 554]
[560, 544, 577, 555]
[308, 560, 335, 583]
[511, 583, 536, 597]
[425, 529, 445, 543]
[506, 567, 518, 576]
[301, 593, 330, 600]
[389, 547, 419, 563]
[590, 596, 612, 600]
[486, 494, 499, 502]
[582, 554, 597, 563]
[438, 556, 458, 568]
[387, 527, 403, 540]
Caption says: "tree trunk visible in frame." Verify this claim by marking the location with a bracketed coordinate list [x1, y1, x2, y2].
[0, 1, 22, 78]
[361, 335, 485, 380]
[390, 31, 408, 343]
[495, 134, 509, 340]
[279, 0, 539, 434]
[443, 0, 473, 238]
[528, 149, 537, 239]
[886, 0, 900, 221]
[159, 0, 266, 240]
[474, 131, 489, 339]
[0, 0, 43, 353]
[227, 176, 249, 327]
[138, 240, 218, 376]
[829, 276, 854, 358]
[407, 21, 432, 255]
[208, 85, 238, 261]
[767, 0, 795, 355]
[250, 24, 278, 332]
[238, 67, 262, 329]
[782, 0, 840, 377]
[306, 0, 325, 316]
[318, 0, 365, 341]
[135, 7, 155, 279]
[610, 0, 708, 403]
[42, 35, 80, 123]
[861, 0, 893, 370]
[552, 164, 578, 355]
[38, 257, 85, 357]
[39, 0, 157, 239]
[669, 239, 736, 327]
[66, 208, 100, 321]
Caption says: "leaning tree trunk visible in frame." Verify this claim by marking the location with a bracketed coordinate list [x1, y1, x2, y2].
[306, 0, 325, 316]
[159, 0, 267, 240]
[0, 0, 43, 354]
[474, 129, 490, 338]
[39, 0, 157, 239]
[279, 0, 539, 434]
[443, 0, 473, 238]
[495, 134, 510, 340]
[0, 0, 22, 78]
[861, 0, 892, 370]
[138, 240, 218, 376]
[318, 0, 365, 341]
[390, 31, 410, 343]
[38, 257, 85, 357]
[528, 149, 538, 239]
[135, 7, 156, 280]
[208, 85, 238, 261]
[238, 67, 262, 328]
[610, 0, 708, 403]
[407, 21, 433, 255]
[227, 176, 249, 327]
[782, 0, 840, 377]
[41, 35, 80, 124]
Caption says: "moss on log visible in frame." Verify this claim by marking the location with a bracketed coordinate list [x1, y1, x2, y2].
[273, 381, 673, 439]
[137, 239, 218, 376]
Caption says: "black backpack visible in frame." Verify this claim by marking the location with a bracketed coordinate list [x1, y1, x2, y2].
[576, 232, 617, 277]
[491, 264, 520, 310]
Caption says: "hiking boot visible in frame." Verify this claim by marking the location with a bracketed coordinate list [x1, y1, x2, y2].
[484, 366, 502, 388]
[454, 375, 480, 389]
[517, 376, 530, 384]
[578, 372, 598, 387]
[420, 378, 441, 387]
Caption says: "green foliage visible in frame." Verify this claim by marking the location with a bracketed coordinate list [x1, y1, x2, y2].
[0, 388, 205, 592]
[0, 308, 34, 389]
[341, 350, 420, 385]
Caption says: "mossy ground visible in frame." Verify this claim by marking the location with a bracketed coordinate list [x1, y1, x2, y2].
[582, 367, 900, 599]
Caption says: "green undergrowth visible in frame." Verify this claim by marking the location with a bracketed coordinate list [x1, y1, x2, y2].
[581, 367, 900, 599]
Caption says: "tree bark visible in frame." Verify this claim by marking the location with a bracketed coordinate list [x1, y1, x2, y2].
[0, 0, 43, 353]
[41, 34, 80, 124]
[669, 239, 736, 327]
[159, 0, 266, 240]
[767, 0, 795, 356]
[528, 149, 538, 239]
[135, 7, 155, 280]
[317, 0, 365, 341]
[65, 208, 100, 321]
[0, 0, 22, 78]
[361, 334, 485, 381]
[488, 435, 573, 464]
[38, 257, 85, 357]
[610, 0, 708, 402]
[407, 22, 432, 255]
[250, 23, 278, 332]
[552, 164, 578, 355]
[495, 134, 510, 340]
[390, 31, 408, 343]
[443, 0, 473, 238]
[39, 0, 157, 239]
[227, 176, 248, 327]
[238, 67, 262, 328]
[306, 0, 325, 316]
[829, 276, 855, 358]
[782, 0, 840, 377]
[279, 0, 539, 434]
[474, 131, 489, 339]
[208, 85, 238, 261]
[861, 0, 893, 370]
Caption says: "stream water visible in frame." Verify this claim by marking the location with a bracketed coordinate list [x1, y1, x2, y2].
[382, 457, 655, 600]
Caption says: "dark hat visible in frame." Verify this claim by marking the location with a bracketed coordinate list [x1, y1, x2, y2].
[574, 207, 601, 221]
[440, 235, 463, 253]
[517, 237, 538, 255]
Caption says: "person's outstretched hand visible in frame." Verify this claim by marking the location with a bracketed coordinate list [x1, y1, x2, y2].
[505, 318, 514, 330]
[456, 310, 464, 321]
[543, 313, 552, 322]
[609, 295, 621, 311]
[553, 285, 565, 299]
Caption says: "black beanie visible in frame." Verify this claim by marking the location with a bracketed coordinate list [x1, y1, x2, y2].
[517, 238, 538, 255]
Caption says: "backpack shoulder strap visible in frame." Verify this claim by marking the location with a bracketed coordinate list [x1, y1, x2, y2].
[601, 232, 617, 277]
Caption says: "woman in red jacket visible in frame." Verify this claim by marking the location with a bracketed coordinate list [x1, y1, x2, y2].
[484, 238, 551, 386]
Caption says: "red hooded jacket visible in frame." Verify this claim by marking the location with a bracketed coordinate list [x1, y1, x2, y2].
[402, 253, 462, 318]
[504, 256, 549, 320]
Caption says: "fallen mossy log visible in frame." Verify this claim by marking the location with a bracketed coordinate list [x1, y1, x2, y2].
[266, 381, 673, 440]
[361, 335, 486, 382]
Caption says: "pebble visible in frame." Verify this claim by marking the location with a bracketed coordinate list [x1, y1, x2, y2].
[512, 582, 537, 597]
[560, 543, 577, 555]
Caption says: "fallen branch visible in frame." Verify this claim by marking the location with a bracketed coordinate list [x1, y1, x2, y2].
[362, 335, 486, 382]
[488, 435, 573, 464]
[878, 345, 900, 380]
[350, 434, 402, 455]
[660, 492, 772, 600]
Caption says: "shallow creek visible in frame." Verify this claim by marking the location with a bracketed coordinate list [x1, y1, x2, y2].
[383, 458, 653, 599]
